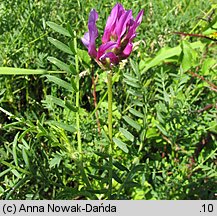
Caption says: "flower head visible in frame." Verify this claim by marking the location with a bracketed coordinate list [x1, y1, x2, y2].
[81, 3, 143, 69]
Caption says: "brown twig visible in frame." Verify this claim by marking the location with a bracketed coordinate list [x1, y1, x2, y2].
[188, 131, 217, 170]
[188, 71, 217, 112]
[172, 32, 217, 41]
[196, 103, 217, 113]
[188, 71, 217, 91]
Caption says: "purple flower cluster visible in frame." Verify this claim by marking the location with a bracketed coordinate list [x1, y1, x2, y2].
[82, 3, 143, 69]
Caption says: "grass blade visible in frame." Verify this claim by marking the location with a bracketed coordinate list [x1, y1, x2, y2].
[47, 21, 71, 37]
[119, 127, 134, 142]
[47, 57, 71, 73]
[0, 67, 63, 75]
[123, 116, 141, 131]
[48, 37, 73, 55]
[45, 75, 77, 92]
[113, 137, 129, 153]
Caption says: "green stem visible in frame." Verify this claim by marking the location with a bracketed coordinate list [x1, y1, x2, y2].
[107, 70, 113, 199]
[75, 75, 91, 189]
[107, 71, 113, 143]
[76, 86, 82, 154]
[74, 37, 91, 190]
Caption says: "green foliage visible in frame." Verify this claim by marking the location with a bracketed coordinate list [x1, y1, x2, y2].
[0, 0, 216, 200]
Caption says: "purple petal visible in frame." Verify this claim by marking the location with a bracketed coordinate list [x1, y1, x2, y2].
[116, 4, 125, 19]
[125, 10, 144, 40]
[100, 52, 119, 66]
[121, 42, 133, 59]
[135, 10, 144, 27]
[125, 27, 136, 41]
[102, 3, 124, 43]
[87, 9, 99, 58]
[97, 41, 117, 59]
[81, 32, 90, 48]
[116, 10, 133, 44]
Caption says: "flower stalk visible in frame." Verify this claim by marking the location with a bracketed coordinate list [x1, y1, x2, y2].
[107, 70, 113, 143]
[107, 70, 113, 199]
